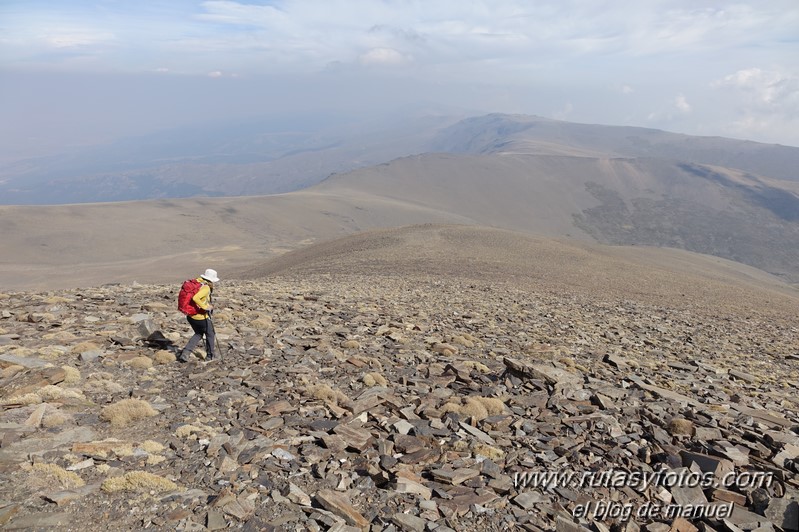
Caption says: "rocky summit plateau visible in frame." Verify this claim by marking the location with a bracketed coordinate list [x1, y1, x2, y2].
[0, 225, 797, 531]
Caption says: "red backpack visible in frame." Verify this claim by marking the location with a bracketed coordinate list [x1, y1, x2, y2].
[178, 278, 203, 315]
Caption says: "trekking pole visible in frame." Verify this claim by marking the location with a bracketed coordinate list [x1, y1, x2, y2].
[209, 313, 224, 362]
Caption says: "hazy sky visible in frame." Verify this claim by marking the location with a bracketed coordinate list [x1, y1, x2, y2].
[2, 0, 798, 161]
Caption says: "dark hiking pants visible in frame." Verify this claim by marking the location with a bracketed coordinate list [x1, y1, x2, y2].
[181, 316, 216, 359]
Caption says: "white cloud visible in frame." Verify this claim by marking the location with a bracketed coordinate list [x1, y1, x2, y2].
[47, 31, 115, 49]
[552, 102, 574, 120]
[358, 47, 409, 66]
[675, 94, 691, 113]
[621, 85, 634, 95]
[208, 71, 223, 78]
[714, 68, 799, 109]
[711, 67, 799, 143]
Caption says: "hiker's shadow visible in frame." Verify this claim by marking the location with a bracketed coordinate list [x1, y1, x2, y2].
[143, 331, 177, 352]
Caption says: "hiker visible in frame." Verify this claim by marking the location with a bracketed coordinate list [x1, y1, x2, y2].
[178, 268, 219, 362]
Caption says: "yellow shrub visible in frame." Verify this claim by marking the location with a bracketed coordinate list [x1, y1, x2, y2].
[101, 471, 177, 493]
[100, 399, 157, 427]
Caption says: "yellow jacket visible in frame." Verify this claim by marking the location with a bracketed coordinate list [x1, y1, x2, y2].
[189, 279, 213, 320]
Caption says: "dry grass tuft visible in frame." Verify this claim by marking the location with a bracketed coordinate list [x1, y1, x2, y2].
[668, 418, 695, 436]
[30, 463, 85, 489]
[38, 346, 68, 360]
[441, 396, 506, 421]
[341, 339, 361, 349]
[433, 343, 457, 356]
[362, 372, 388, 387]
[146, 455, 166, 466]
[42, 413, 69, 428]
[153, 350, 176, 365]
[100, 399, 157, 427]
[462, 361, 490, 373]
[250, 315, 274, 329]
[41, 331, 77, 342]
[473, 443, 505, 460]
[175, 424, 202, 438]
[1, 393, 42, 406]
[473, 396, 506, 416]
[61, 366, 81, 384]
[174, 424, 215, 439]
[36, 385, 85, 402]
[306, 383, 350, 405]
[101, 471, 177, 493]
[87, 371, 114, 380]
[451, 335, 475, 348]
[70, 341, 101, 354]
[126, 356, 154, 369]
[139, 440, 165, 453]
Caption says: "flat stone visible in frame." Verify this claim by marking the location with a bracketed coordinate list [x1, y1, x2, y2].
[504, 358, 582, 388]
[555, 516, 591, 532]
[725, 504, 770, 529]
[0, 354, 50, 368]
[670, 485, 707, 507]
[332, 424, 373, 452]
[23, 404, 47, 427]
[431, 468, 479, 485]
[5, 512, 72, 529]
[437, 492, 497, 517]
[730, 404, 793, 428]
[315, 489, 370, 531]
[764, 497, 798, 531]
[392, 512, 427, 532]
[42, 483, 100, 506]
[393, 419, 415, 435]
[287, 483, 312, 507]
[728, 370, 757, 383]
[711, 488, 747, 506]
[263, 400, 294, 416]
[458, 421, 497, 445]
[222, 498, 254, 521]
[694, 427, 723, 440]
[206, 510, 227, 530]
[628, 376, 699, 407]
[680, 451, 734, 484]
[773, 444, 799, 469]
[0, 505, 20, 526]
[514, 491, 544, 510]
[669, 517, 699, 532]
[321, 434, 348, 452]
[79, 350, 104, 362]
[603, 353, 629, 370]
[394, 477, 432, 500]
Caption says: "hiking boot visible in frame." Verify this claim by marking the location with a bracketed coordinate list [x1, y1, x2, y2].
[177, 351, 190, 363]
[206, 354, 215, 362]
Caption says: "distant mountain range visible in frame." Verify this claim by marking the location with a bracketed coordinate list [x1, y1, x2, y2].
[0, 113, 462, 204]
[3, 112, 798, 205]
[1, 113, 797, 289]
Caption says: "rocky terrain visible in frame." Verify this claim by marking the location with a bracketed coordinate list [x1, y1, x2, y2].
[1, 238, 798, 532]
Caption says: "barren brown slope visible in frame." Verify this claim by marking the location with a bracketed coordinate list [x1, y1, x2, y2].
[2, 149, 798, 291]
[0, 193, 474, 291]
[237, 224, 799, 317]
[312, 152, 799, 284]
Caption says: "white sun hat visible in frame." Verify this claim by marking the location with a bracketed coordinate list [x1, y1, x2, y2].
[200, 268, 220, 283]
